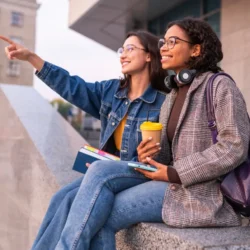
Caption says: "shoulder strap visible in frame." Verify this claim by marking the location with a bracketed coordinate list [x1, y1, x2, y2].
[206, 73, 235, 144]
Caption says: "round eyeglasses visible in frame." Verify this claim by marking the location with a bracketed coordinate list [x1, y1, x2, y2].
[117, 44, 146, 57]
[158, 36, 194, 50]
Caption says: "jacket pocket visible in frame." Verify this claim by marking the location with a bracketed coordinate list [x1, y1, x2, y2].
[100, 101, 112, 119]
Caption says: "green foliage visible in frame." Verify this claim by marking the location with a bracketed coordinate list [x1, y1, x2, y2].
[50, 99, 82, 133]
[50, 99, 72, 119]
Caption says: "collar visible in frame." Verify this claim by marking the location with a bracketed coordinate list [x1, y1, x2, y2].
[170, 71, 213, 94]
[188, 71, 213, 93]
[114, 86, 128, 99]
[114, 84, 158, 103]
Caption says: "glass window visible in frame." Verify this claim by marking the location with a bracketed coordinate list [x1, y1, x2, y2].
[147, 0, 221, 38]
[10, 36, 23, 44]
[159, 0, 201, 35]
[203, 0, 221, 14]
[11, 12, 24, 27]
[148, 19, 160, 36]
[7, 61, 20, 77]
[205, 12, 220, 38]
[148, 0, 201, 36]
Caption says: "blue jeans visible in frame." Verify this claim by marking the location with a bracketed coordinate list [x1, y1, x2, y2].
[31, 177, 83, 250]
[89, 180, 168, 250]
[32, 161, 168, 250]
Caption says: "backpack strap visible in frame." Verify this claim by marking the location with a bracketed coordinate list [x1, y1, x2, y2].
[206, 73, 235, 144]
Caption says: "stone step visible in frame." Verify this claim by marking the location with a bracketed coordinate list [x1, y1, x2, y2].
[116, 222, 250, 250]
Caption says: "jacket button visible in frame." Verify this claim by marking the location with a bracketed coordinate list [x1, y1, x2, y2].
[125, 101, 128, 105]
[170, 184, 176, 191]
[112, 122, 115, 126]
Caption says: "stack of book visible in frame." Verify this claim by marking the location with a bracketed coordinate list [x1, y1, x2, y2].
[72, 145, 120, 174]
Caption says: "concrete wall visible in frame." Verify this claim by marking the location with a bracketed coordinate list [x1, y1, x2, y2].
[68, 0, 147, 51]
[68, 0, 99, 26]
[0, 88, 58, 249]
[221, 0, 250, 112]
[0, 84, 85, 249]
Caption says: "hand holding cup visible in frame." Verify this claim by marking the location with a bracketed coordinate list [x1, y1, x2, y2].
[137, 121, 163, 163]
[140, 121, 162, 144]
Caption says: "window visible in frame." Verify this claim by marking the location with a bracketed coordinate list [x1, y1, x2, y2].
[148, 0, 221, 38]
[203, 0, 221, 14]
[7, 61, 20, 77]
[10, 36, 23, 45]
[11, 12, 24, 27]
[148, 19, 160, 35]
[205, 12, 220, 38]
[159, 0, 201, 35]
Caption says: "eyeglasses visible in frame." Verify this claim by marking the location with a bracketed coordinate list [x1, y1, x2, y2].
[158, 36, 194, 50]
[117, 44, 146, 57]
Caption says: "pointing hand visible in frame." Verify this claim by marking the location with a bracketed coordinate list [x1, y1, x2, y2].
[0, 36, 32, 61]
[0, 35, 44, 71]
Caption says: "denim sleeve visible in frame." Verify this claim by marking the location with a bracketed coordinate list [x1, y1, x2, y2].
[36, 61, 113, 119]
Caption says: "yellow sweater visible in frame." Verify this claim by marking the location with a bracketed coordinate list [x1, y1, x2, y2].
[114, 114, 128, 151]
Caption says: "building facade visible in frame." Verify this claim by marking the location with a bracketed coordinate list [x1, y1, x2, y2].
[68, 0, 250, 112]
[0, 0, 39, 86]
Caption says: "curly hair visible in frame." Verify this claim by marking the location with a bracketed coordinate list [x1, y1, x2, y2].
[120, 30, 169, 92]
[168, 18, 223, 74]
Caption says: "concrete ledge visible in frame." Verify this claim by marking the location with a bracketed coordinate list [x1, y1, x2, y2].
[0, 84, 85, 249]
[1, 84, 85, 186]
[116, 222, 250, 250]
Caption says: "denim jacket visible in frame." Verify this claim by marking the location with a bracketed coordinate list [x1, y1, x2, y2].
[36, 62, 166, 161]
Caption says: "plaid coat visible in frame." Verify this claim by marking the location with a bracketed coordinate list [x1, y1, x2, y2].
[158, 72, 250, 227]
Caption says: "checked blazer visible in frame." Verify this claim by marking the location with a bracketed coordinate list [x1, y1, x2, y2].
[158, 71, 250, 227]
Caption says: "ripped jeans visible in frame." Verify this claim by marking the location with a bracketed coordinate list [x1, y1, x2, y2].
[32, 161, 168, 250]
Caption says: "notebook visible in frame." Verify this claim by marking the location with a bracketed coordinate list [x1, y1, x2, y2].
[72, 145, 120, 174]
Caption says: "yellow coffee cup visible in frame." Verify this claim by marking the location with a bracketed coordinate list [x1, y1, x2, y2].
[140, 121, 163, 144]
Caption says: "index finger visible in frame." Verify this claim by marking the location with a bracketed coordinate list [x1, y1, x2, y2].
[146, 157, 162, 169]
[0, 36, 15, 45]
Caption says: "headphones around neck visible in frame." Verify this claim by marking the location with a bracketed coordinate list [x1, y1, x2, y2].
[164, 69, 197, 90]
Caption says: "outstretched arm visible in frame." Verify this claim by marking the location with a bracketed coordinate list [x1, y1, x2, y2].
[0, 35, 44, 71]
[0, 35, 113, 118]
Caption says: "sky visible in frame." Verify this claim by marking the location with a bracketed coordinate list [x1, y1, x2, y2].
[35, 0, 121, 101]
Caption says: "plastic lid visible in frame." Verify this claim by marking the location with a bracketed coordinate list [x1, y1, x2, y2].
[140, 121, 163, 131]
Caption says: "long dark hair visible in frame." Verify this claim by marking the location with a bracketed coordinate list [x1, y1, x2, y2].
[168, 18, 223, 74]
[120, 30, 168, 92]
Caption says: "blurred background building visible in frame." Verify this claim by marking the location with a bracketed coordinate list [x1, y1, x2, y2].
[0, 0, 39, 86]
[0, 0, 101, 147]
[51, 98, 101, 147]
[68, 0, 250, 112]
